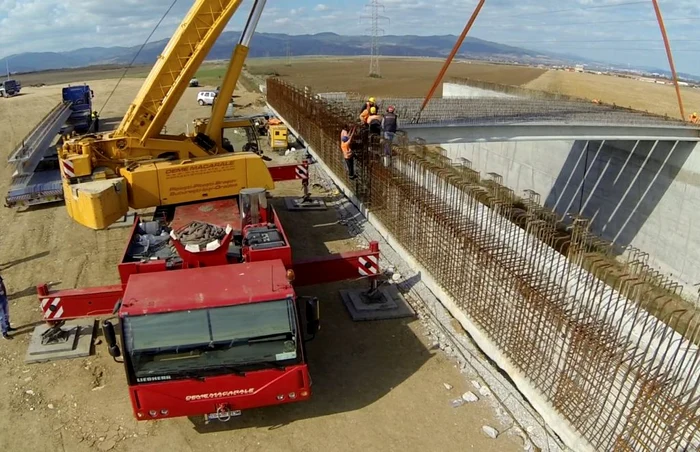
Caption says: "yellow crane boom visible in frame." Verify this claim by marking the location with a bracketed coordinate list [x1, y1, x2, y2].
[59, 0, 272, 230]
[118, 0, 247, 142]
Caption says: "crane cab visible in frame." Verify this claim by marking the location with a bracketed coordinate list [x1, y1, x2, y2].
[192, 116, 262, 155]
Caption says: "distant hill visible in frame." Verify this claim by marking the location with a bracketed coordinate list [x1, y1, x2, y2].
[0, 32, 571, 74]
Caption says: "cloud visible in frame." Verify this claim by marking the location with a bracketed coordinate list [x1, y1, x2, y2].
[0, 0, 697, 75]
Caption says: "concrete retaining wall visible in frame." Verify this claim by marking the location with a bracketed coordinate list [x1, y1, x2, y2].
[441, 138, 700, 299]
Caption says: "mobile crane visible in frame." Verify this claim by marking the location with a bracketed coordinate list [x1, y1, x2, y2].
[33, 0, 385, 422]
[57, 0, 294, 230]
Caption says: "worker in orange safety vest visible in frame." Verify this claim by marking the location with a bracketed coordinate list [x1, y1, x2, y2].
[341, 125, 357, 180]
[360, 97, 376, 113]
[690, 112, 699, 124]
[360, 107, 370, 124]
[366, 107, 382, 136]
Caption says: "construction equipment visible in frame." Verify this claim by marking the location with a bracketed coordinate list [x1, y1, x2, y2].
[57, 0, 308, 230]
[268, 119, 289, 151]
[34, 190, 383, 421]
[0, 78, 19, 97]
[30, 0, 402, 423]
[6, 85, 95, 208]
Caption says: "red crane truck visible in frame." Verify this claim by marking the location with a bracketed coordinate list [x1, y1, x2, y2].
[36, 188, 381, 422]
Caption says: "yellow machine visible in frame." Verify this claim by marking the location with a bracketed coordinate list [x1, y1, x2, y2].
[59, 0, 271, 229]
[269, 124, 289, 151]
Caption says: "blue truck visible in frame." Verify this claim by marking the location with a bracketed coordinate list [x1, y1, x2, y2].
[6, 84, 96, 208]
[62, 85, 95, 133]
[0, 79, 20, 97]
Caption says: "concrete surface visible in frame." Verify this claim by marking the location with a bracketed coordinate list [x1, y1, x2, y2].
[402, 123, 700, 143]
[283, 196, 327, 211]
[25, 320, 95, 364]
[340, 284, 415, 321]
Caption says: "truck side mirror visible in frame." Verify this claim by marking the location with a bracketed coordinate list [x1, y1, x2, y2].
[102, 320, 121, 358]
[305, 297, 320, 337]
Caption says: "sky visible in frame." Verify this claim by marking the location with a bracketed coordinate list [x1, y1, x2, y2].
[0, 0, 698, 74]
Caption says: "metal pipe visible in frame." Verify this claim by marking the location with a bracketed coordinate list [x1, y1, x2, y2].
[413, 0, 486, 122]
[206, 0, 267, 144]
[240, 0, 266, 47]
[651, 0, 686, 121]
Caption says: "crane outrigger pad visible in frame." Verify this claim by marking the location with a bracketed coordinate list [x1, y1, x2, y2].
[340, 284, 414, 321]
[24, 320, 96, 364]
[283, 196, 327, 211]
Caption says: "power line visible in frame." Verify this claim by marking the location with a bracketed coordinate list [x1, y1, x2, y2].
[100, 0, 178, 118]
[522, 47, 700, 52]
[285, 39, 291, 66]
[478, 0, 648, 20]
[360, 0, 389, 78]
[472, 15, 700, 28]
[499, 39, 700, 43]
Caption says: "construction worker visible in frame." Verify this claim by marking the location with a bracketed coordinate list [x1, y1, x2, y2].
[91, 110, 99, 132]
[360, 107, 370, 125]
[0, 273, 14, 340]
[381, 105, 398, 156]
[360, 96, 376, 114]
[341, 126, 357, 180]
[690, 112, 699, 124]
[367, 106, 382, 136]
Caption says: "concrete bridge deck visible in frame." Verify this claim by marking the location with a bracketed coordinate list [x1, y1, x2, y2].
[324, 97, 700, 142]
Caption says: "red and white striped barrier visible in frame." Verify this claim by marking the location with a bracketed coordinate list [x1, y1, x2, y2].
[357, 255, 379, 276]
[295, 164, 309, 180]
[41, 297, 64, 320]
[61, 160, 75, 178]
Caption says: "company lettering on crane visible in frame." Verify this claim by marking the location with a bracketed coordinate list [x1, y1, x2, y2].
[185, 388, 256, 401]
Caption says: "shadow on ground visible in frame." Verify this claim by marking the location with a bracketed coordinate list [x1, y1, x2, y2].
[1, 251, 50, 270]
[190, 192, 431, 433]
[191, 279, 430, 433]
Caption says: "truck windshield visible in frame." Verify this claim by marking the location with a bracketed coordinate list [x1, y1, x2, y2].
[123, 299, 298, 382]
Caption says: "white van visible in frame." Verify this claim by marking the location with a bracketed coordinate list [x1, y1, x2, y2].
[197, 91, 216, 106]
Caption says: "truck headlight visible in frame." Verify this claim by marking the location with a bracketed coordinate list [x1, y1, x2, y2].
[288, 392, 296, 399]
[149, 410, 157, 417]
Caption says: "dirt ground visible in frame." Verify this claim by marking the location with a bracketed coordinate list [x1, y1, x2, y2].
[525, 70, 700, 119]
[9, 57, 547, 97]
[0, 79, 524, 450]
[12, 66, 151, 87]
[246, 57, 546, 98]
[14, 57, 698, 120]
